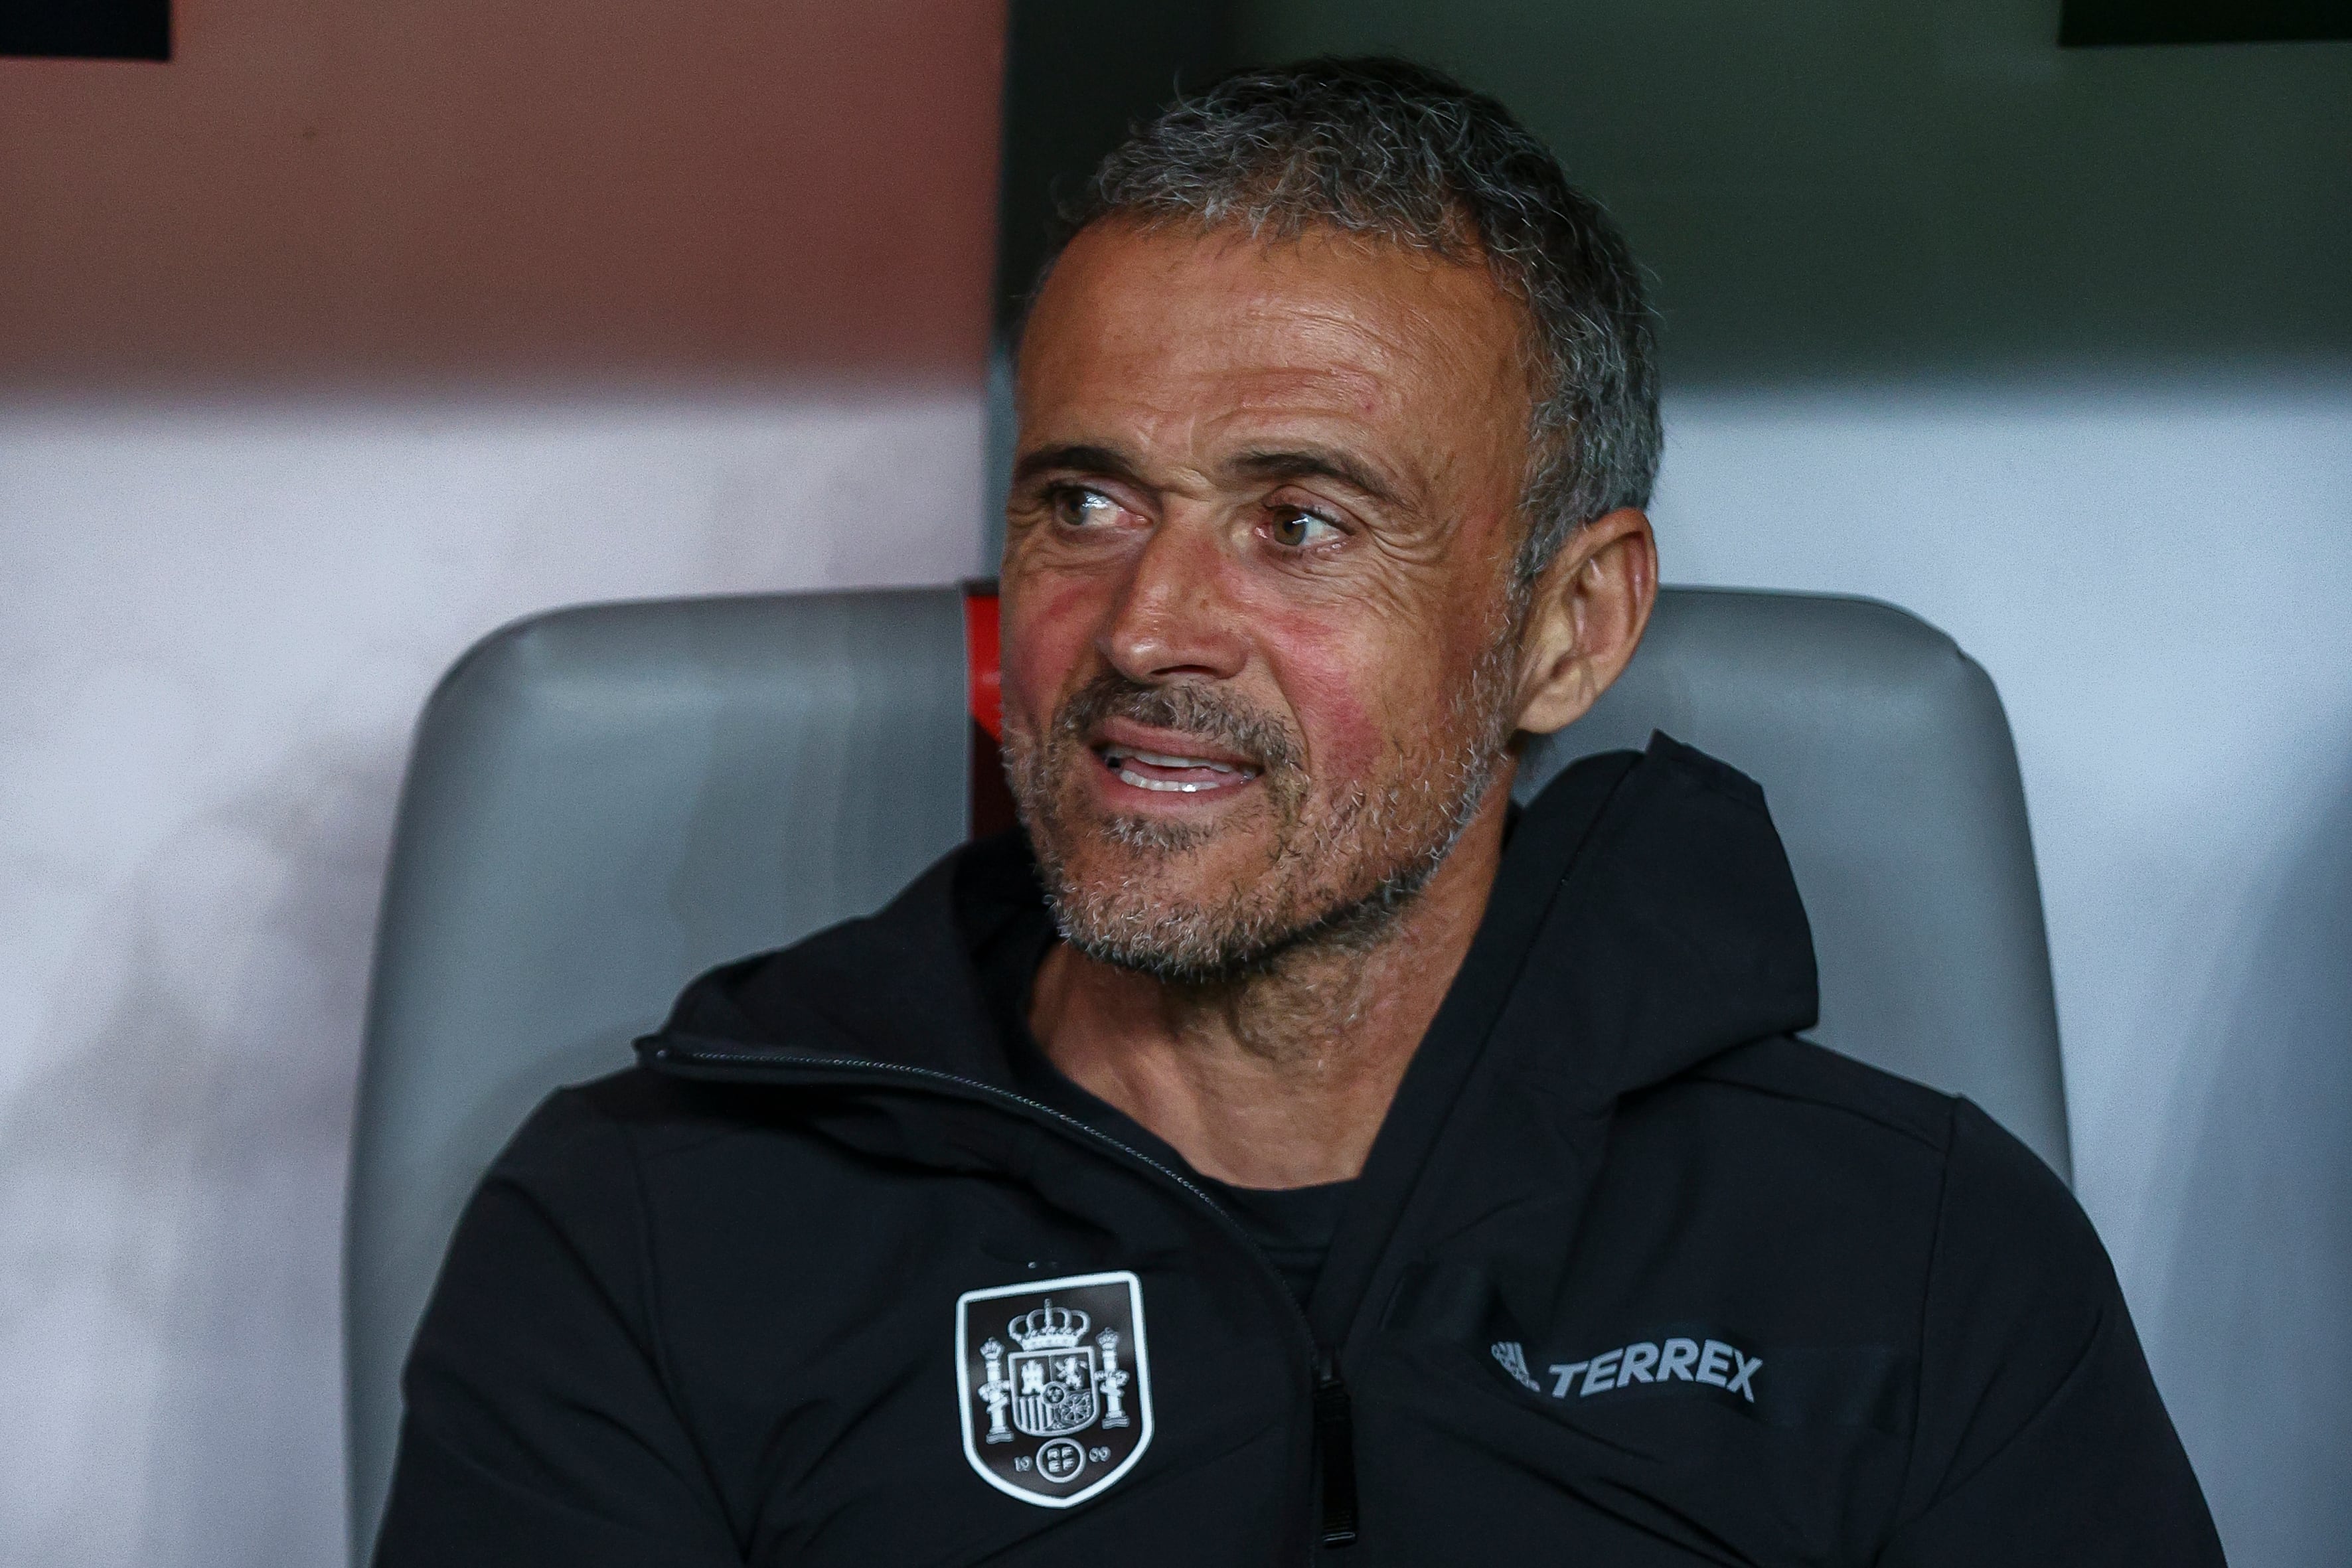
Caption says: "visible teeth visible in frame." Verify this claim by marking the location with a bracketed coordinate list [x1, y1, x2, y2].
[1097, 742, 1258, 795]
[1116, 767, 1226, 793]
[1123, 747, 1237, 773]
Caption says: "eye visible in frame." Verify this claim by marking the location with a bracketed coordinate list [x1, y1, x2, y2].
[1047, 485, 1127, 530]
[1266, 504, 1344, 550]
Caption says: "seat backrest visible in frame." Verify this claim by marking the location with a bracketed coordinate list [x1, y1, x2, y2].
[343, 583, 2067, 1560]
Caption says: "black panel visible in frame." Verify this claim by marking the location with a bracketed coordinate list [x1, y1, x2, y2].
[2061, 0, 2352, 47]
[993, 0, 1244, 331]
[0, 0, 169, 60]
[0, 0, 170, 60]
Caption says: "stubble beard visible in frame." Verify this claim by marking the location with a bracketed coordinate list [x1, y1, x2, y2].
[1003, 628, 1523, 987]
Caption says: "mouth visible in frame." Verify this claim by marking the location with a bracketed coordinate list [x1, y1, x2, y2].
[1092, 741, 1262, 795]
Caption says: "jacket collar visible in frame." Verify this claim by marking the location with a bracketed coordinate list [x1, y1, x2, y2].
[643, 732, 1816, 1105]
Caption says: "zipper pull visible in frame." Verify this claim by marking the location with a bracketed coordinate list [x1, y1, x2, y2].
[1313, 1355, 1360, 1548]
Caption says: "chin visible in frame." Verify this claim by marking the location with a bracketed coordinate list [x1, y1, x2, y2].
[1054, 811, 1269, 900]
[1036, 819, 1276, 977]
[1041, 805, 1450, 984]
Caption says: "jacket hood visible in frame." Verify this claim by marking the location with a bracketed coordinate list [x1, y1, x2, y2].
[639, 732, 1818, 1111]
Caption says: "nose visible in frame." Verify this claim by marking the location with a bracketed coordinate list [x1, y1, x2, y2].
[1099, 514, 1249, 685]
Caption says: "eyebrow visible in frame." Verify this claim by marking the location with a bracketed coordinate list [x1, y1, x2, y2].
[1227, 447, 1403, 509]
[1010, 439, 1407, 510]
[1010, 443, 1146, 488]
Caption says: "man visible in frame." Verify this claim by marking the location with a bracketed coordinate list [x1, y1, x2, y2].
[376, 60, 2223, 1565]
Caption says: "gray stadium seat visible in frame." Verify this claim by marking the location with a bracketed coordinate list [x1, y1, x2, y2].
[342, 584, 2067, 1561]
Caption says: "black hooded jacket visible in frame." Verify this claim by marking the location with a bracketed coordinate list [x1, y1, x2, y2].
[375, 736, 2224, 1566]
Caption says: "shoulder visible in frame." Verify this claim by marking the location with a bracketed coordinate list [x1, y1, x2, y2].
[1618, 1036, 1963, 1224]
[1672, 1036, 2124, 1394]
[483, 1065, 784, 1204]
[491, 1066, 962, 1265]
[1672, 1034, 2091, 1265]
[1614, 1037, 2109, 1336]
[1679, 1032, 1960, 1154]
[1680, 1037, 2065, 1202]
[1689, 1038, 2090, 1255]
[428, 1068, 830, 1356]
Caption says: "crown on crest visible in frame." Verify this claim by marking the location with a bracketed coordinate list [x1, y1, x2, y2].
[1007, 1299, 1090, 1352]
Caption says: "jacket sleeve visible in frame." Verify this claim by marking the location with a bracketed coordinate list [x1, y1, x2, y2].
[372, 1088, 742, 1567]
[1877, 1101, 2226, 1567]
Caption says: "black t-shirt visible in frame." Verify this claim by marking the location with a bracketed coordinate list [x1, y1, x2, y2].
[971, 905, 1352, 1307]
[1190, 1172, 1350, 1306]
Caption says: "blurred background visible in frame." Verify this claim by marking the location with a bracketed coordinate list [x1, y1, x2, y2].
[1, 1, 2346, 1563]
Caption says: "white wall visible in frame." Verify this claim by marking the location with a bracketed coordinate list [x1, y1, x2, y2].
[0, 392, 986, 1564]
[1653, 376, 2352, 1565]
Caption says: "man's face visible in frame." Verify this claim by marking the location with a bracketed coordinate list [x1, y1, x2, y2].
[999, 219, 1539, 981]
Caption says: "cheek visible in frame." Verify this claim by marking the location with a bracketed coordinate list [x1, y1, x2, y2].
[998, 574, 1102, 738]
[1253, 604, 1401, 780]
[1263, 597, 1496, 780]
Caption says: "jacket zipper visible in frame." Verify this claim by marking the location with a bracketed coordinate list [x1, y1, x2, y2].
[646, 1038, 1362, 1551]
[1312, 1352, 1360, 1547]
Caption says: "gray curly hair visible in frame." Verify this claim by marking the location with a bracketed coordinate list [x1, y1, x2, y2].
[1026, 56, 1662, 584]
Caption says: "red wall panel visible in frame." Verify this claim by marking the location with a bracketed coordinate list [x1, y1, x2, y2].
[0, 0, 1005, 389]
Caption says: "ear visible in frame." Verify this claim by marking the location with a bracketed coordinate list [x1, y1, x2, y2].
[1512, 508, 1658, 736]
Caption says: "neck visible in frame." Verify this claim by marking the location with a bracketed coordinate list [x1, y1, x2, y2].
[1027, 777, 1515, 1188]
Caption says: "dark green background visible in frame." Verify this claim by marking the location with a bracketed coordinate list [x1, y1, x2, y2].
[994, 0, 2352, 388]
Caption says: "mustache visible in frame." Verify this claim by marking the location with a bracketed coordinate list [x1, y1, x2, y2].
[1052, 672, 1304, 775]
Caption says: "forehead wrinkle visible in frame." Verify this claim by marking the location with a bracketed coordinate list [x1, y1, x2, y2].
[1206, 299, 1521, 516]
[1169, 350, 1445, 505]
[1019, 375, 1233, 499]
[1035, 375, 1415, 512]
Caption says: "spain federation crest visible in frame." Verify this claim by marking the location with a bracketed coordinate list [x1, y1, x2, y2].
[955, 1271, 1153, 1508]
